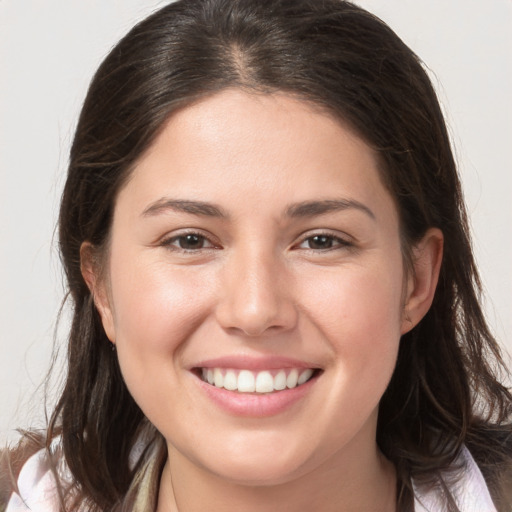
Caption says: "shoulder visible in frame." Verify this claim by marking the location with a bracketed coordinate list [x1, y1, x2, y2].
[3, 432, 163, 512]
[4, 437, 68, 512]
[413, 445, 498, 512]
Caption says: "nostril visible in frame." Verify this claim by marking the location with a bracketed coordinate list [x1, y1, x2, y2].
[215, 296, 298, 337]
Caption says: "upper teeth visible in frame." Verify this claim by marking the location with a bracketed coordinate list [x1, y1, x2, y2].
[201, 368, 315, 393]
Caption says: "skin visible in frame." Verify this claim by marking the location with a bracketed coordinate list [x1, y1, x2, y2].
[82, 89, 443, 511]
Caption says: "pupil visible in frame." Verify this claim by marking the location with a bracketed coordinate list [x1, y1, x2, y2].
[310, 235, 332, 249]
[180, 234, 202, 249]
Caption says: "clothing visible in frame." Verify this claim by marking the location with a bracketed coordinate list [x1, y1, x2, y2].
[6, 442, 497, 512]
[6, 444, 61, 512]
[412, 446, 497, 512]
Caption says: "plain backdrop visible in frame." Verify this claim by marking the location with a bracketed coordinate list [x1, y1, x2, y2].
[1, 0, 511, 444]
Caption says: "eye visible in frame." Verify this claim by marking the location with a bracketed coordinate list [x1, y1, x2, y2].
[162, 233, 216, 251]
[297, 233, 351, 251]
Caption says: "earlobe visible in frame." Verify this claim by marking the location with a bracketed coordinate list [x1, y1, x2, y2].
[401, 228, 444, 334]
[80, 242, 116, 343]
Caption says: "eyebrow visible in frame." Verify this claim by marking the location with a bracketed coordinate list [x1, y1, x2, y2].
[285, 199, 376, 220]
[141, 197, 375, 221]
[142, 199, 228, 218]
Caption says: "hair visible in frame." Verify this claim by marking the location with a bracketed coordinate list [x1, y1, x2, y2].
[5, 0, 512, 510]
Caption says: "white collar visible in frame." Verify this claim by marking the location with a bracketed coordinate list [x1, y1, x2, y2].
[413, 445, 497, 512]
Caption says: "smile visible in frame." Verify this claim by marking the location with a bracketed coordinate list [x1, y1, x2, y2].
[200, 368, 315, 393]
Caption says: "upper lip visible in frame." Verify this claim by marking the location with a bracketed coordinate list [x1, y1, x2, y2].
[191, 355, 320, 371]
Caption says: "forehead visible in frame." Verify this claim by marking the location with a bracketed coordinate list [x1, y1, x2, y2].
[117, 89, 396, 224]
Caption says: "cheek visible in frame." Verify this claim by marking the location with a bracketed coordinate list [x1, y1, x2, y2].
[106, 252, 216, 402]
[110, 259, 213, 348]
[108, 260, 219, 426]
[300, 268, 402, 336]
[298, 259, 404, 367]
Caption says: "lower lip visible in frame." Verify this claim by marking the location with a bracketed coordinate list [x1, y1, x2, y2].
[195, 373, 319, 417]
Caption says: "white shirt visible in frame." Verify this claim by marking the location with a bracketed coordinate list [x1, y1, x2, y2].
[412, 446, 497, 512]
[6, 443, 497, 512]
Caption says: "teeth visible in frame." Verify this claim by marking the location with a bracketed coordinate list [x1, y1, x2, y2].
[238, 370, 255, 392]
[298, 368, 314, 385]
[223, 370, 238, 391]
[286, 369, 299, 388]
[274, 370, 287, 391]
[214, 368, 224, 388]
[255, 371, 274, 393]
[201, 367, 316, 393]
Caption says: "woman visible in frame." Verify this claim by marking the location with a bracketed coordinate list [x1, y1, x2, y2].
[2, 0, 511, 510]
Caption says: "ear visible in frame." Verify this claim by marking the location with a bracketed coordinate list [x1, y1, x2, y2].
[80, 242, 116, 343]
[401, 228, 444, 334]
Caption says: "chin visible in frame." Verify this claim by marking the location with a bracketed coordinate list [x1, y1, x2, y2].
[209, 458, 311, 487]
[184, 433, 320, 487]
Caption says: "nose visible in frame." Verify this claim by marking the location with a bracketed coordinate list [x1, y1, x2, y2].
[215, 248, 298, 337]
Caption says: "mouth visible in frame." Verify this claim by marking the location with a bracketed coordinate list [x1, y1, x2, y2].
[191, 359, 323, 416]
[196, 367, 320, 394]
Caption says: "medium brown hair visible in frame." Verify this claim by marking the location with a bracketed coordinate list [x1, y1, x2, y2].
[9, 1, 512, 510]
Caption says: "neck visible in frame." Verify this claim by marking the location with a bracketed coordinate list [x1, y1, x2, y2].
[156, 439, 396, 512]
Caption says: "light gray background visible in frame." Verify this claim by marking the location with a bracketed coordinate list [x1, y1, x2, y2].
[1, 1, 511, 444]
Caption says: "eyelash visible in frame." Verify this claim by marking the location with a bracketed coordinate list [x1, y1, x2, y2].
[160, 231, 218, 253]
[295, 232, 353, 252]
[159, 230, 352, 254]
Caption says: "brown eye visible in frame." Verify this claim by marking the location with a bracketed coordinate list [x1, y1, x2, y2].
[163, 233, 215, 251]
[297, 234, 351, 251]
[306, 235, 335, 250]
[178, 234, 206, 249]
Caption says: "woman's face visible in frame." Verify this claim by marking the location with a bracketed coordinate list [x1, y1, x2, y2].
[92, 89, 434, 485]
